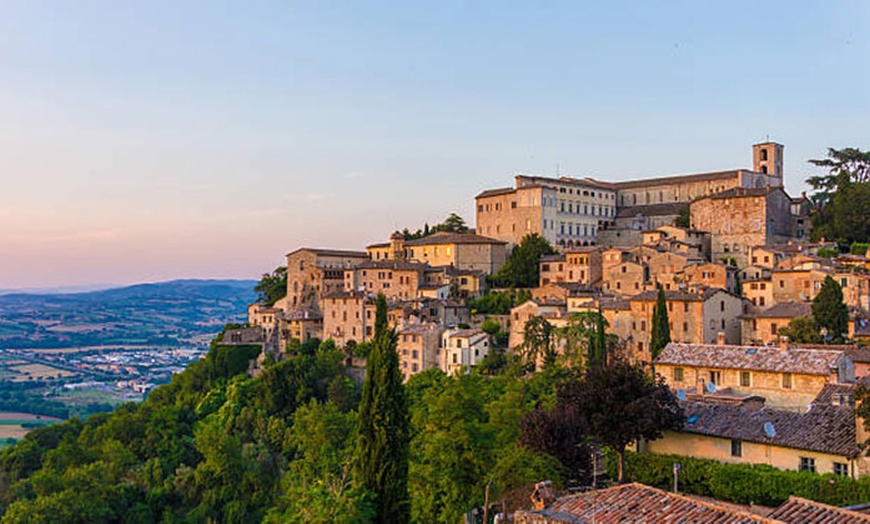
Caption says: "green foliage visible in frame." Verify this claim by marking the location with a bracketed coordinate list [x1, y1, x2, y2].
[491, 234, 557, 288]
[254, 266, 288, 306]
[480, 318, 501, 335]
[402, 213, 469, 239]
[674, 206, 690, 228]
[468, 289, 531, 315]
[521, 316, 555, 371]
[650, 285, 671, 365]
[807, 147, 870, 244]
[610, 450, 870, 507]
[817, 248, 840, 259]
[851, 242, 870, 255]
[778, 316, 823, 344]
[354, 294, 410, 523]
[812, 276, 850, 342]
[557, 363, 684, 482]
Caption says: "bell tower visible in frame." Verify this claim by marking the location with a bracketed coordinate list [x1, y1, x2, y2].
[753, 141, 784, 179]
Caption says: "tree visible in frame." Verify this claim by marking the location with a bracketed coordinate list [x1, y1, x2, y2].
[807, 147, 870, 244]
[433, 212, 469, 234]
[354, 294, 410, 523]
[649, 285, 671, 369]
[674, 206, 690, 228]
[254, 266, 287, 306]
[519, 403, 592, 485]
[812, 276, 850, 343]
[777, 316, 823, 344]
[491, 234, 557, 288]
[557, 362, 684, 482]
[521, 316, 555, 371]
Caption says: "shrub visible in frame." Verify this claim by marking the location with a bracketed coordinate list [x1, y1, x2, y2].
[606, 450, 870, 507]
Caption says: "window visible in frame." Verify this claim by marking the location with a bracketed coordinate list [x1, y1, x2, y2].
[834, 462, 849, 477]
[709, 371, 721, 385]
[731, 440, 742, 457]
[770, 323, 778, 336]
[740, 371, 751, 387]
[683, 322, 689, 332]
[782, 373, 792, 389]
[799, 457, 816, 473]
[673, 367, 684, 381]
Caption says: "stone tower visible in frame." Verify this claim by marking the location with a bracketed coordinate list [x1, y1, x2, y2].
[390, 231, 406, 261]
[753, 142, 784, 178]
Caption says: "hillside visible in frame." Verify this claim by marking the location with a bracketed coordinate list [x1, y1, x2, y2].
[0, 279, 257, 349]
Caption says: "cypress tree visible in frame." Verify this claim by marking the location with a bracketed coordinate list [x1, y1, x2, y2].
[650, 285, 671, 371]
[354, 294, 410, 522]
[596, 304, 607, 367]
[812, 276, 850, 343]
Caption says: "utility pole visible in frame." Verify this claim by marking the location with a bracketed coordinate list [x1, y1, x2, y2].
[673, 462, 681, 493]
[483, 480, 492, 524]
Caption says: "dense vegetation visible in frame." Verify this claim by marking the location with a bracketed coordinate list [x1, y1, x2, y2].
[613, 450, 870, 508]
[807, 147, 870, 246]
[0, 329, 571, 522]
[490, 234, 557, 289]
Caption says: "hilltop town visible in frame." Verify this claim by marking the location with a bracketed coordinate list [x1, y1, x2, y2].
[241, 141, 870, 486]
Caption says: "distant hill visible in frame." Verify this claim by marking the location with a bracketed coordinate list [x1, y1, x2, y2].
[0, 279, 258, 349]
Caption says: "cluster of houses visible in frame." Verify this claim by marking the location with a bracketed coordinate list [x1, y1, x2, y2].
[237, 141, 870, 486]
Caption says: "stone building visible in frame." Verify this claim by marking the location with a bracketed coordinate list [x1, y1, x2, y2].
[285, 248, 369, 310]
[741, 302, 812, 346]
[343, 259, 427, 300]
[601, 260, 648, 296]
[690, 186, 795, 268]
[655, 340, 852, 411]
[367, 231, 508, 275]
[397, 322, 444, 381]
[475, 175, 617, 247]
[440, 328, 492, 375]
[624, 288, 743, 361]
[538, 247, 603, 287]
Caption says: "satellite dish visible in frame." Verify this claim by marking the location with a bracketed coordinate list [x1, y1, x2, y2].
[676, 389, 686, 401]
[763, 422, 776, 438]
[706, 381, 716, 394]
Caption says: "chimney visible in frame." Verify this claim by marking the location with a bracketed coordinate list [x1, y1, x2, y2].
[716, 332, 726, 346]
[779, 335, 789, 352]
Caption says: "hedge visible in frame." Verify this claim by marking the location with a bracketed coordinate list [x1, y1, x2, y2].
[605, 450, 870, 507]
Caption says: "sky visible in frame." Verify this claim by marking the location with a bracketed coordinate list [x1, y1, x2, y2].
[0, 1, 867, 289]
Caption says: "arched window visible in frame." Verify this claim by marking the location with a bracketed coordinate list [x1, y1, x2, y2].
[760, 149, 768, 161]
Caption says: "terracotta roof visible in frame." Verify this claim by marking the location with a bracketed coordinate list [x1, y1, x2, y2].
[655, 343, 844, 375]
[403, 231, 506, 246]
[517, 174, 617, 192]
[847, 347, 870, 363]
[366, 242, 390, 249]
[353, 259, 428, 271]
[744, 302, 812, 319]
[768, 497, 870, 523]
[518, 482, 775, 523]
[446, 328, 486, 339]
[541, 254, 566, 262]
[680, 400, 860, 458]
[286, 247, 368, 258]
[812, 382, 855, 406]
[703, 186, 780, 200]
[632, 287, 729, 302]
[615, 202, 685, 218]
[613, 169, 746, 190]
[284, 306, 322, 321]
[399, 323, 444, 335]
[475, 187, 516, 199]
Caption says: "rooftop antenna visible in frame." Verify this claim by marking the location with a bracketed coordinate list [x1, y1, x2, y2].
[556, 162, 561, 177]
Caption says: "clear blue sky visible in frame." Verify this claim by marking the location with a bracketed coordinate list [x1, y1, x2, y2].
[0, 1, 867, 288]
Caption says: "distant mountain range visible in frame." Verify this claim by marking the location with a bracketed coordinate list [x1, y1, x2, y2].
[0, 279, 258, 349]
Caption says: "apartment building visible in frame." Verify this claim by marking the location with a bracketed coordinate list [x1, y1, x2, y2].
[285, 248, 369, 310]
[475, 175, 617, 247]
[397, 322, 444, 382]
[441, 329, 492, 375]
